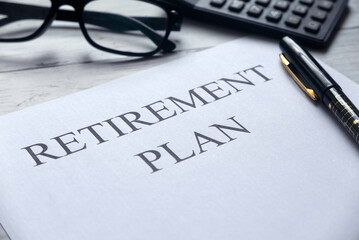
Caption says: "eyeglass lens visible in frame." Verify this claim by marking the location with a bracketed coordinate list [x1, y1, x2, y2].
[83, 0, 169, 54]
[0, 0, 51, 39]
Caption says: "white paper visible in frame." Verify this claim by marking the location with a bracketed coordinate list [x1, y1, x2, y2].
[1, 37, 359, 240]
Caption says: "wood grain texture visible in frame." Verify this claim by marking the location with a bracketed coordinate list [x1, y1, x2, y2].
[0, 1, 358, 239]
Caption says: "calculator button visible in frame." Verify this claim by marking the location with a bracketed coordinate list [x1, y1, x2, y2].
[266, 9, 282, 22]
[274, 1, 290, 11]
[255, 0, 271, 7]
[285, 15, 302, 28]
[311, 10, 327, 22]
[299, 0, 314, 6]
[318, 1, 334, 11]
[293, 5, 308, 16]
[210, 0, 227, 8]
[228, 0, 245, 12]
[305, 20, 321, 33]
[247, 5, 264, 17]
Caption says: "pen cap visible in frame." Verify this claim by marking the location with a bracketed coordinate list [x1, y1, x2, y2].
[280, 36, 341, 101]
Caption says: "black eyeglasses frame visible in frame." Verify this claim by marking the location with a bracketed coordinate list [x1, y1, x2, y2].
[0, 0, 182, 57]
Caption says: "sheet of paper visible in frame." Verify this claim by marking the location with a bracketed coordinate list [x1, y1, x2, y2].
[1, 37, 359, 240]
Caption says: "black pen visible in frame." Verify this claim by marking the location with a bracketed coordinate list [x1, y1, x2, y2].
[279, 36, 359, 145]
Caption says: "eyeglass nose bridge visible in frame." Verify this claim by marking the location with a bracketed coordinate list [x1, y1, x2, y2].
[51, 0, 90, 10]
[33, 0, 85, 41]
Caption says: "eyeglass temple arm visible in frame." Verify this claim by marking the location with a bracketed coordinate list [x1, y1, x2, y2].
[0, 2, 181, 52]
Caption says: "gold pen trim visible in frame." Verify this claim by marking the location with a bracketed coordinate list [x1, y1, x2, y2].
[280, 54, 317, 101]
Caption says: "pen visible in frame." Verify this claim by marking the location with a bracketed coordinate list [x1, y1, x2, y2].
[279, 36, 359, 145]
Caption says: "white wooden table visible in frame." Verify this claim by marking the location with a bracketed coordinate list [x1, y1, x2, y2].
[0, 1, 358, 239]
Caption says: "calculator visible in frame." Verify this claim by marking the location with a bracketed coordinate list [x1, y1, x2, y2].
[173, 0, 348, 47]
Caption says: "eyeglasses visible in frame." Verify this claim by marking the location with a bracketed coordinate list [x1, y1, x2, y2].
[0, 0, 182, 57]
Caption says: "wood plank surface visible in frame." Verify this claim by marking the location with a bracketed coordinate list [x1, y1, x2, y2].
[0, 1, 358, 239]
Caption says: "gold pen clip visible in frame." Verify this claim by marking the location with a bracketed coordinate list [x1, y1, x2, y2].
[280, 54, 317, 101]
